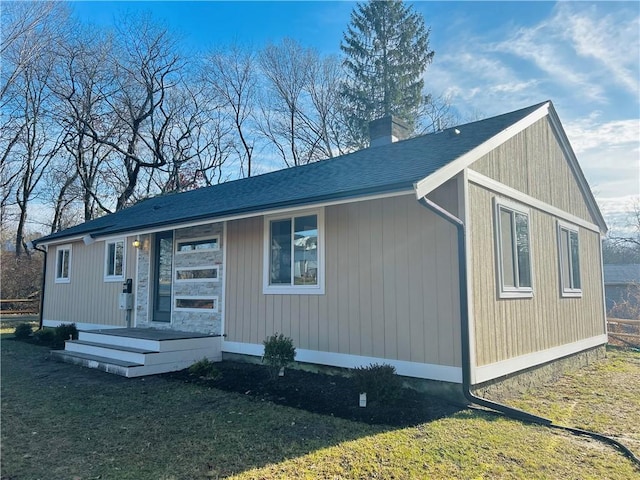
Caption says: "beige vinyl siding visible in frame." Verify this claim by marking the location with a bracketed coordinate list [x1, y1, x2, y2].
[471, 117, 595, 224]
[226, 188, 462, 368]
[469, 184, 605, 366]
[43, 236, 136, 326]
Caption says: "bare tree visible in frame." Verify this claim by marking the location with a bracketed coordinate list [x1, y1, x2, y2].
[258, 38, 316, 167]
[49, 27, 119, 222]
[1, 2, 69, 255]
[77, 15, 183, 210]
[146, 80, 233, 193]
[0, 2, 68, 100]
[204, 44, 258, 177]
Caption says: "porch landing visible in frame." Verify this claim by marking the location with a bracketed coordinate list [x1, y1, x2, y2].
[51, 328, 222, 378]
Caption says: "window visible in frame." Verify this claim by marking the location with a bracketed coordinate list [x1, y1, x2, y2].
[494, 199, 533, 298]
[263, 210, 324, 294]
[558, 221, 581, 297]
[175, 266, 219, 282]
[104, 239, 125, 281]
[176, 236, 219, 253]
[55, 244, 72, 283]
[175, 296, 218, 312]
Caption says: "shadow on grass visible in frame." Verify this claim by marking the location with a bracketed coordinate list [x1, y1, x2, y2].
[1, 335, 463, 480]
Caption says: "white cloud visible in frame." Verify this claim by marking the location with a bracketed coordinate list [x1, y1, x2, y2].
[558, 3, 640, 96]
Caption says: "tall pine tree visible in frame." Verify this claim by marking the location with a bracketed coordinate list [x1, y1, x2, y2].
[341, 0, 434, 148]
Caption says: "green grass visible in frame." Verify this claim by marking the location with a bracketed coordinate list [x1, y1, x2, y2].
[2, 335, 639, 479]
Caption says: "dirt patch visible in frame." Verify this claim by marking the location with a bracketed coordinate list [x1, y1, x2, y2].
[165, 361, 461, 427]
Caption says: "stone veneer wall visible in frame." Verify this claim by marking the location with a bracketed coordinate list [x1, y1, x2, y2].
[134, 223, 224, 334]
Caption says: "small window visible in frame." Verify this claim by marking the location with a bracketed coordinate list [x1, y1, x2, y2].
[263, 210, 324, 295]
[494, 199, 533, 298]
[175, 266, 219, 282]
[175, 296, 218, 312]
[55, 244, 72, 283]
[176, 236, 219, 253]
[558, 222, 581, 297]
[104, 239, 125, 281]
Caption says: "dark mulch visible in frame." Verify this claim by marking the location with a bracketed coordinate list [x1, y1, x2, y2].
[166, 361, 462, 427]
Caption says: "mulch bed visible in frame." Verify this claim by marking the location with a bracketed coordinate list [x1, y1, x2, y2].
[166, 361, 461, 427]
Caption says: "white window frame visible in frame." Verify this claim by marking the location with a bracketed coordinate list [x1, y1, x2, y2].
[493, 198, 534, 299]
[175, 265, 219, 283]
[174, 295, 218, 313]
[104, 239, 126, 282]
[55, 244, 72, 284]
[557, 220, 582, 298]
[263, 208, 325, 295]
[175, 235, 220, 254]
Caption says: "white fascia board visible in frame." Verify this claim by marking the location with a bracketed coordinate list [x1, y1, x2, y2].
[471, 334, 607, 385]
[545, 104, 608, 234]
[222, 341, 462, 383]
[468, 170, 601, 233]
[42, 189, 414, 246]
[37, 234, 87, 248]
[414, 102, 550, 199]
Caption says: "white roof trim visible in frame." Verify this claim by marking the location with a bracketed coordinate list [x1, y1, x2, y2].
[545, 104, 607, 233]
[414, 102, 550, 199]
[36, 189, 414, 246]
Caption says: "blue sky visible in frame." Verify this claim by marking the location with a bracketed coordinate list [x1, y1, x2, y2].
[70, 1, 639, 227]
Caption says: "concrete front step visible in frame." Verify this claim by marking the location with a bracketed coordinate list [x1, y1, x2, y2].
[65, 339, 220, 366]
[51, 350, 140, 377]
[79, 330, 218, 352]
[53, 328, 223, 377]
[51, 350, 206, 378]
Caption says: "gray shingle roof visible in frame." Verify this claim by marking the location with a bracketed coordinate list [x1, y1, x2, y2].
[35, 101, 547, 244]
[604, 264, 640, 285]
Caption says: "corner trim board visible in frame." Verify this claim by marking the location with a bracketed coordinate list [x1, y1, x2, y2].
[221, 341, 463, 383]
[472, 334, 608, 384]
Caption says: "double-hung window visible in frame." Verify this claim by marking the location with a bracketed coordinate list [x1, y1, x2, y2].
[494, 199, 533, 298]
[104, 239, 125, 281]
[55, 244, 72, 283]
[557, 221, 581, 297]
[264, 210, 324, 294]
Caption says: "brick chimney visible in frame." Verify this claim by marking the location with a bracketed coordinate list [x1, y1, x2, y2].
[369, 115, 410, 147]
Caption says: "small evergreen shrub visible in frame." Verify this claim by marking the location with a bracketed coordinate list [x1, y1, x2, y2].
[188, 358, 220, 379]
[52, 323, 78, 349]
[13, 323, 33, 340]
[263, 333, 296, 377]
[351, 363, 402, 404]
[33, 328, 56, 346]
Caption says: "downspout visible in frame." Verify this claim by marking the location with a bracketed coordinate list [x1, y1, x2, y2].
[31, 243, 47, 330]
[416, 195, 640, 467]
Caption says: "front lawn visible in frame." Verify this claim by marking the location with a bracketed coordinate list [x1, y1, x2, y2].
[1, 333, 638, 479]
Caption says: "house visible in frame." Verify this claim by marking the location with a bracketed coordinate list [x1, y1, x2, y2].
[33, 101, 608, 395]
[604, 264, 640, 313]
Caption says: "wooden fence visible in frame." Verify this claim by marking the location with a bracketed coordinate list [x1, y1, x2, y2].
[0, 298, 40, 315]
[607, 318, 640, 348]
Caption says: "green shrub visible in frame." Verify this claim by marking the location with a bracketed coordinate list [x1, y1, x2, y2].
[351, 363, 402, 404]
[33, 329, 56, 346]
[52, 323, 78, 349]
[188, 358, 220, 379]
[13, 323, 33, 340]
[263, 333, 296, 377]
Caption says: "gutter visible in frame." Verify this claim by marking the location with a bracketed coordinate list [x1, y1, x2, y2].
[416, 195, 640, 468]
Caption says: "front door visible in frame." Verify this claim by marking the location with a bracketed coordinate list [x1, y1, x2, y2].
[153, 231, 173, 323]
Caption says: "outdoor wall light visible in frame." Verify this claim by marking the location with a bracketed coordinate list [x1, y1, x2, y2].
[132, 238, 141, 248]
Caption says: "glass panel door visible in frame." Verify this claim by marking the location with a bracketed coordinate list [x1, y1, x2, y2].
[153, 231, 173, 323]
